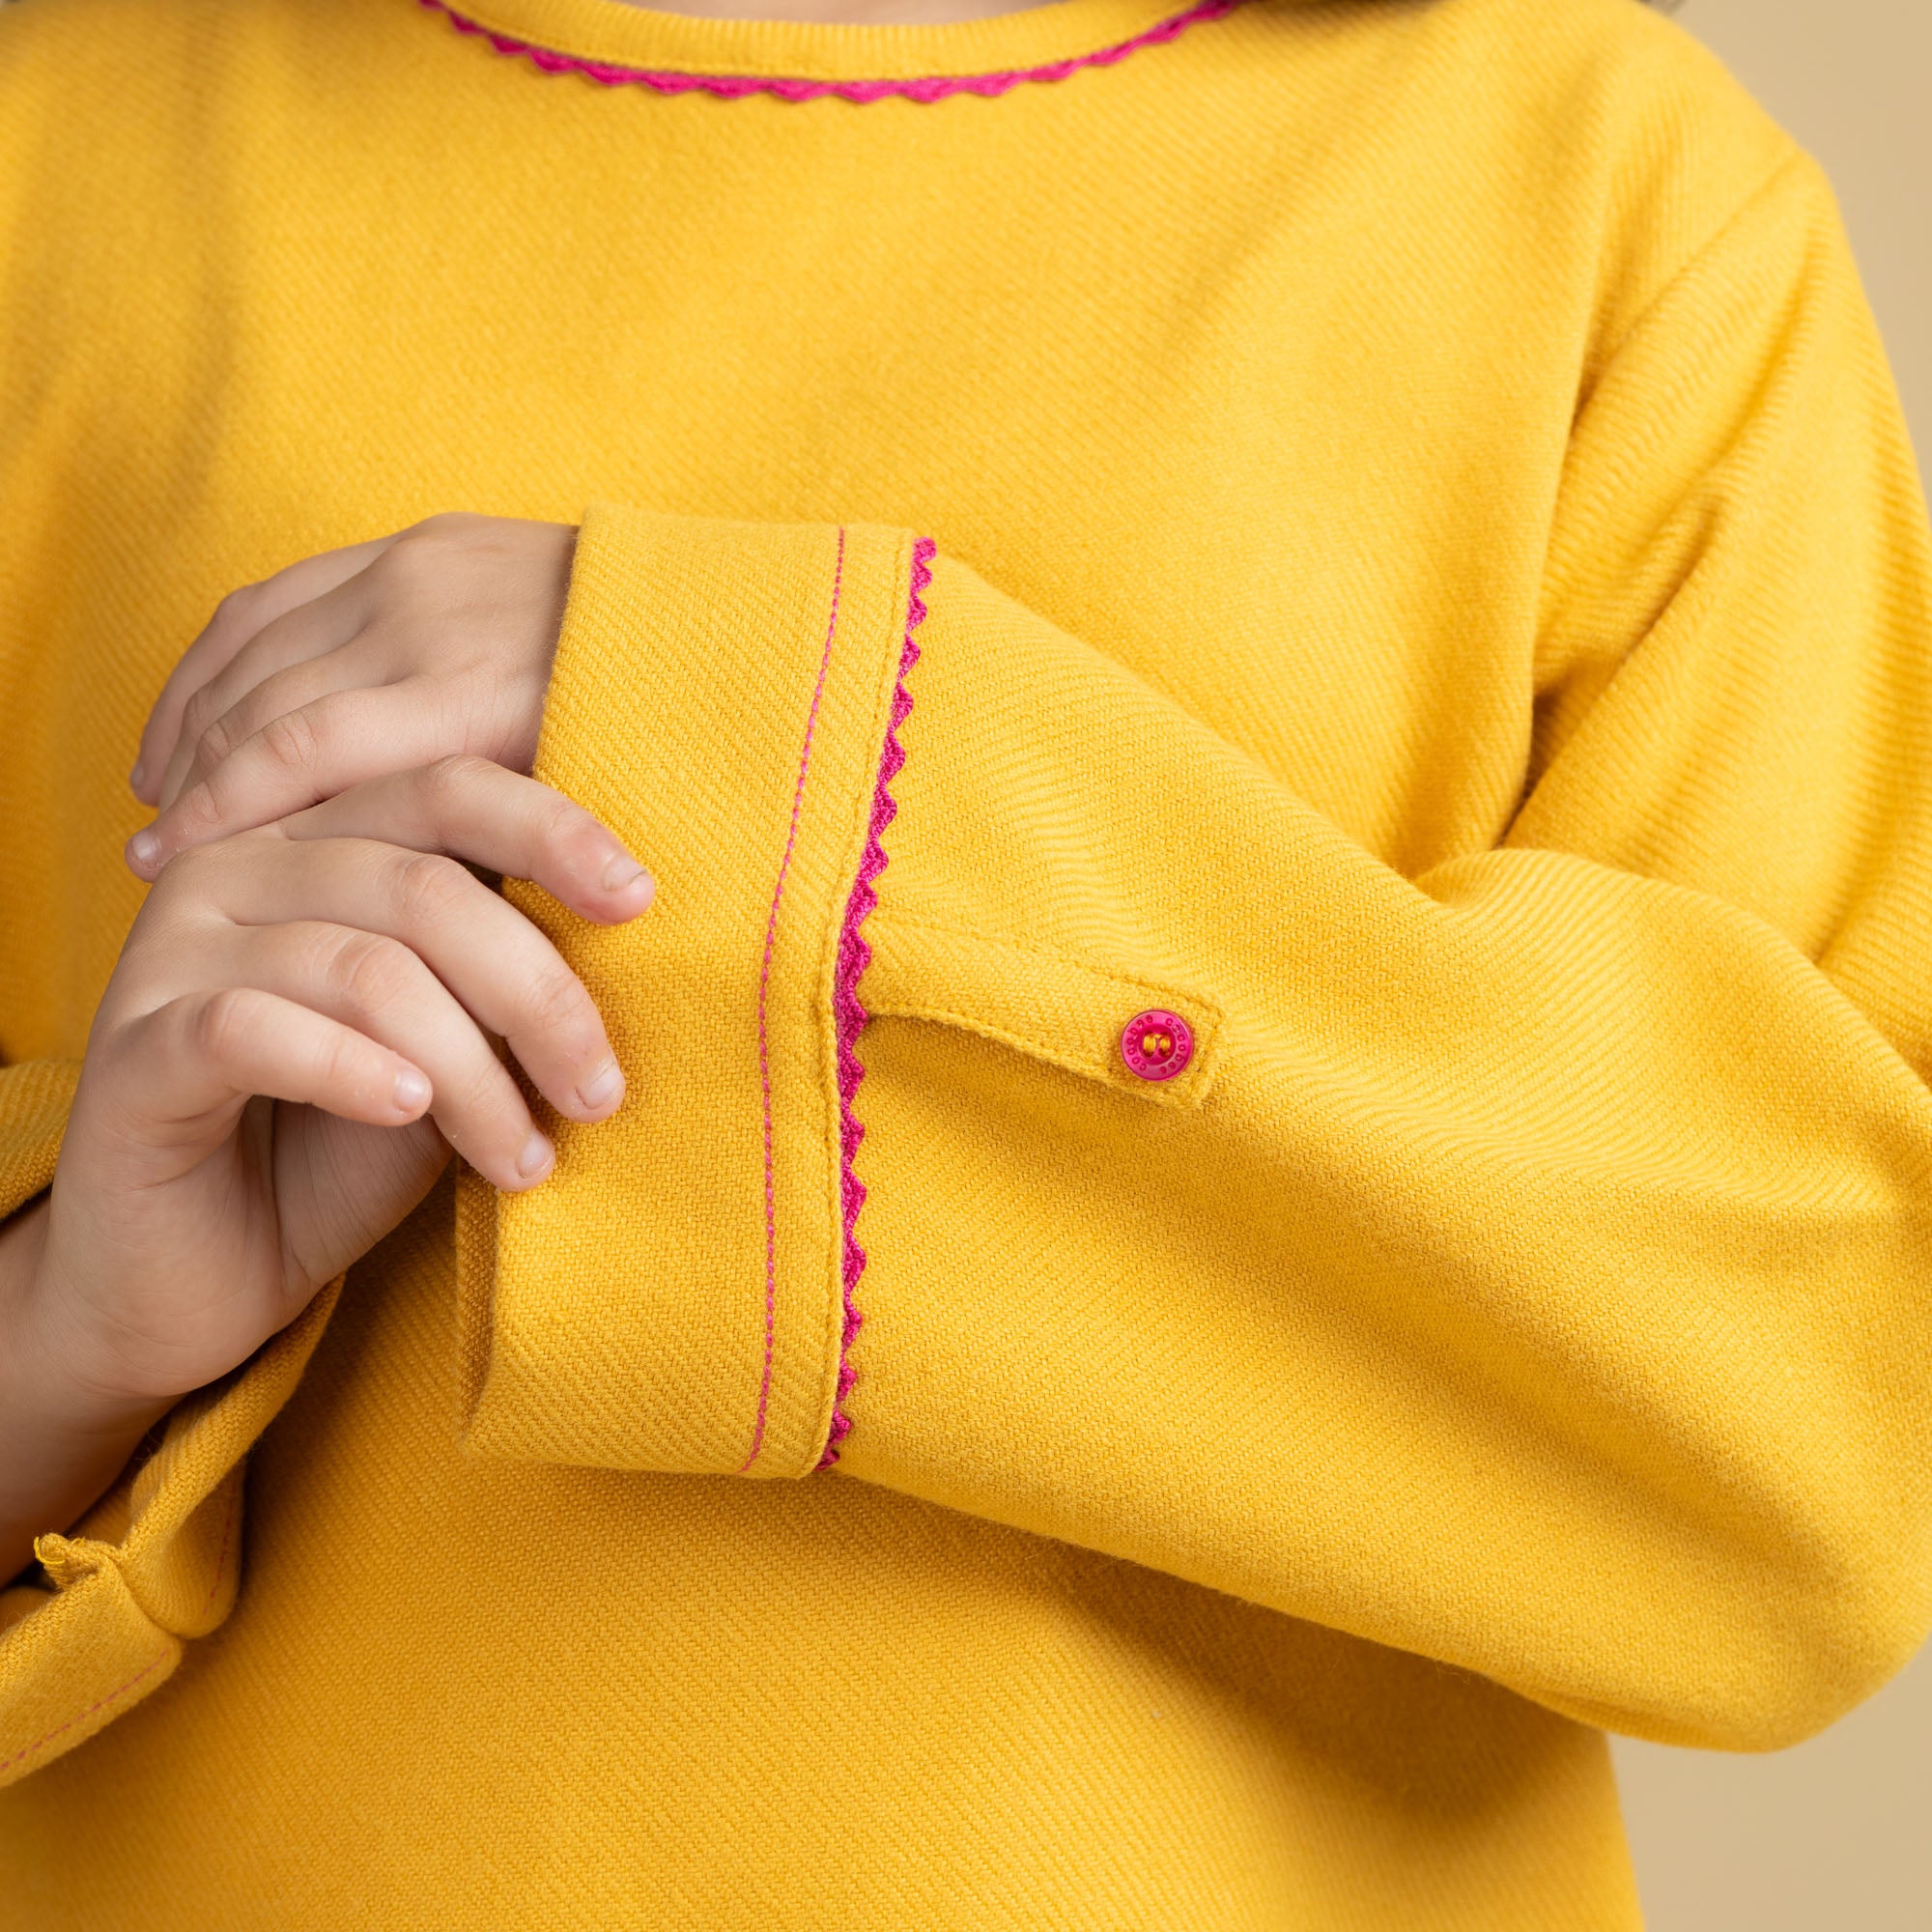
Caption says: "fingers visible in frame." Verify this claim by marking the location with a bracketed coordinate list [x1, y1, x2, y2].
[213, 917, 558, 1191]
[276, 758, 655, 925]
[118, 760, 654, 1189]
[214, 828, 632, 1132]
[133, 534, 403, 806]
[128, 986, 434, 1133]
[128, 679, 465, 876]
[155, 575, 380, 810]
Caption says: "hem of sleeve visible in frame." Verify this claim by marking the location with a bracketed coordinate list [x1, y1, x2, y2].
[454, 508, 926, 1479]
[0, 1562, 182, 1788]
[0, 1278, 341, 1784]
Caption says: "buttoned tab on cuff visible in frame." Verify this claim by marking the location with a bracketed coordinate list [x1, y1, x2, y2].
[859, 917, 1222, 1110]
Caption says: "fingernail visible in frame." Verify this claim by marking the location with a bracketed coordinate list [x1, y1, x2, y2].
[393, 1069, 432, 1112]
[601, 852, 648, 894]
[129, 761, 147, 792]
[515, 1131, 554, 1181]
[127, 828, 161, 870]
[577, 1059, 624, 1114]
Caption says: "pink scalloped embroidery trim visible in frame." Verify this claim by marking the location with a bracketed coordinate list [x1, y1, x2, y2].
[818, 537, 933, 1469]
[419, 0, 1242, 104]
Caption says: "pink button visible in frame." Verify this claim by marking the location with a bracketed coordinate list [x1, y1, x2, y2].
[1121, 1009, 1193, 1082]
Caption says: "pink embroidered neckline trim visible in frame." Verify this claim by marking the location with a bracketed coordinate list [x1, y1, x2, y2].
[820, 537, 933, 1468]
[421, 0, 1241, 104]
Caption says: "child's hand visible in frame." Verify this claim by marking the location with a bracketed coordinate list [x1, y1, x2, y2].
[25, 756, 653, 1416]
[125, 515, 574, 880]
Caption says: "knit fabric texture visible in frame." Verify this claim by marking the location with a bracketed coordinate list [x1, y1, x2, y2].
[2, 0, 1931, 1925]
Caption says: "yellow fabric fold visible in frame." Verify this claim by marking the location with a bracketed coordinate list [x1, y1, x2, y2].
[0, 1283, 341, 1788]
[0, 1060, 80, 1215]
[0, 1055, 347, 1784]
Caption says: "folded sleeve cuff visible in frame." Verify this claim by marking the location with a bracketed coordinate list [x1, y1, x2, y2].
[0, 1050, 341, 1782]
[0, 1279, 337, 1784]
[454, 507, 930, 1480]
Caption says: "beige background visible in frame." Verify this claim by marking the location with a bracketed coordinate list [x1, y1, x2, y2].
[1610, 3, 1931, 1927]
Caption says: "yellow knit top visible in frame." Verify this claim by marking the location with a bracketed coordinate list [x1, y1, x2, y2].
[3, 0, 1931, 1923]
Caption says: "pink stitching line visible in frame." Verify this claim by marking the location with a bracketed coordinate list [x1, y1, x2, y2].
[818, 537, 934, 1470]
[741, 528, 848, 1475]
[0, 1653, 171, 1779]
[196, 1479, 241, 1617]
[420, 0, 1243, 104]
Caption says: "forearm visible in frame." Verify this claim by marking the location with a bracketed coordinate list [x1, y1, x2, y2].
[0, 1195, 170, 1586]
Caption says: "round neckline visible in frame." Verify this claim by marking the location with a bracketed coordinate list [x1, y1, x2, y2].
[423, 0, 1237, 89]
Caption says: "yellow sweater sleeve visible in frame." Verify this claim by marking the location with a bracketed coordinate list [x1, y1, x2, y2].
[0, 1063, 338, 1784]
[0, 1062, 76, 1231]
[459, 149, 1932, 1757]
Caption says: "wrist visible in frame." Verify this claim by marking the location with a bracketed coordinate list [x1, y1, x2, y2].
[0, 1197, 174, 1443]
[0, 1196, 173, 1584]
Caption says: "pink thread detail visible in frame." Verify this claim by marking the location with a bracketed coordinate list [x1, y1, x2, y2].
[420, 0, 1242, 104]
[197, 1481, 241, 1616]
[0, 1653, 171, 1779]
[818, 537, 934, 1470]
[741, 528, 848, 1475]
